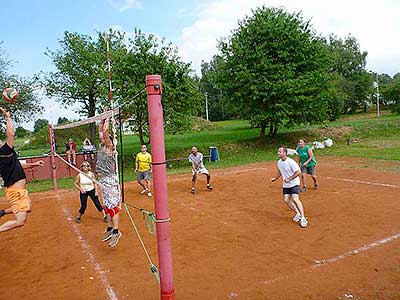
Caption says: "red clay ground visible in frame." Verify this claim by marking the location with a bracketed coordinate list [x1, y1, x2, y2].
[1, 157, 399, 300]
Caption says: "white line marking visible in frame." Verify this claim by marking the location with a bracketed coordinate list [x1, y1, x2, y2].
[323, 176, 400, 189]
[313, 232, 400, 266]
[250, 232, 400, 294]
[61, 206, 118, 300]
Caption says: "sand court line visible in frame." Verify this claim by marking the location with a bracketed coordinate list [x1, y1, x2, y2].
[228, 232, 400, 298]
[55, 194, 118, 300]
[323, 176, 400, 189]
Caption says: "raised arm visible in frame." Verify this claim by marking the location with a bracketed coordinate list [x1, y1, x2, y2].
[0, 107, 14, 148]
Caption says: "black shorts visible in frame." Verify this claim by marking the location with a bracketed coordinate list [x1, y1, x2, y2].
[282, 185, 300, 195]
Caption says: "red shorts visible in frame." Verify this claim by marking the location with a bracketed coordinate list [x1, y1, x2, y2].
[103, 206, 119, 217]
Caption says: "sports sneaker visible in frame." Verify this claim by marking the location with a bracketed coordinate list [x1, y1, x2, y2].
[141, 189, 148, 194]
[300, 217, 308, 228]
[147, 191, 152, 197]
[292, 212, 301, 223]
[314, 183, 319, 190]
[302, 186, 308, 192]
[206, 184, 213, 190]
[108, 232, 122, 248]
[0, 209, 5, 218]
[75, 217, 81, 224]
[101, 230, 113, 242]
[191, 188, 195, 194]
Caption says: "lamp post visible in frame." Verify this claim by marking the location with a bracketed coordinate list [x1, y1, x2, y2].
[205, 92, 209, 121]
[373, 74, 380, 117]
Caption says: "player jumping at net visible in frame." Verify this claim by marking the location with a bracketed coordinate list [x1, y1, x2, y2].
[0, 107, 45, 232]
[96, 113, 122, 247]
[270, 146, 308, 228]
[189, 146, 213, 194]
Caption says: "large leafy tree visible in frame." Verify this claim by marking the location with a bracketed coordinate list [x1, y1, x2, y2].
[0, 43, 42, 133]
[112, 28, 201, 144]
[328, 35, 372, 113]
[218, 7, 332, 137]
[44, 30, 200, 145]
[44, 31, 126, 140]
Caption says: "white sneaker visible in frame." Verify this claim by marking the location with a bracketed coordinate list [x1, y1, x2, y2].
[293, 213, 301, 223]
[300, 217, 308, 228]
[147, 192, 152, 197]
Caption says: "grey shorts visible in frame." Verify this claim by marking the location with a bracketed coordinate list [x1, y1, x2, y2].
[301, 165, 316, 175]
[137, 170, 151, 181]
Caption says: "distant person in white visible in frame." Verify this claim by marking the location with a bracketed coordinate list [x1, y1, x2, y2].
[270, 147, 308, 228]
[188, 146, 213, 194]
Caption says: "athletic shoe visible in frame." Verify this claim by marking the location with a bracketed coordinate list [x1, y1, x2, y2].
[101, 230, 113, 242]
[302, 186, 308, 192]
[292, 212, 301, 223]
[0, 210, 5, 218]
[75, 217, 81, 224]
[206, 184, 213, 190]
[103, 216, 108, 223]
[314, 184, 319, 190]
[191, 188, 195, 194]
[140, 189, 148, 194]
[147, 192, 152, 197]
[300, 217, 308, 228]
[108, 232, 122, 248]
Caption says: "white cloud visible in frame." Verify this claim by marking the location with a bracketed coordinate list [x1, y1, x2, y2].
[177, 0, 400, 76]
[107, 0, 142, 12]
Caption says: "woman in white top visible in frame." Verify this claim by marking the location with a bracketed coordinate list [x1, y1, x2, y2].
[74, 161, 106, 223]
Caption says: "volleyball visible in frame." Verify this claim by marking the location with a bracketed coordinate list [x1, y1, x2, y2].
[2, 87, 19, 103]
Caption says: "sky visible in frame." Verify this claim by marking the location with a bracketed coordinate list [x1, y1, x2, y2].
[1, 0, 399, 129]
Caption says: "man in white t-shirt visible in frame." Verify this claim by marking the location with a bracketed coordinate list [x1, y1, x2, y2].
[188, 146, 212, 194]
[270, 147, 308, 228]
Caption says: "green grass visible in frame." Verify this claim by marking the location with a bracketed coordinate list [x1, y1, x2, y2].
[7, 111, 400, 194]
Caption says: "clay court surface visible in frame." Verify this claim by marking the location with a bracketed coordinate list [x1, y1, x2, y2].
[1, 157, 399, 300]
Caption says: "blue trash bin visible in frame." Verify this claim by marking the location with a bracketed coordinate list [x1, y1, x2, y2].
[209, 146, 219, 162]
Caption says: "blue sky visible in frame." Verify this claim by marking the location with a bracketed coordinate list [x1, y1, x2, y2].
[1, 0, 399, 129]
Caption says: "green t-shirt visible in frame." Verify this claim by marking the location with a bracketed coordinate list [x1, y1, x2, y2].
[296, 145, 316, 167]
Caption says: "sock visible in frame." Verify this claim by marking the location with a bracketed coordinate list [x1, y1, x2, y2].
[112, 229, 119, 235]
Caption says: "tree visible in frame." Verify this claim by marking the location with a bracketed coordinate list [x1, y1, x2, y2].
[15, 126, 31, 138]
[0, 43, 43, 133]
[199, 56, 237, 121]
[381, 75, 400, 113]
[218, 7, 333, 137]
[112, 28, 201, 144]
[328, 35, 372, 113]
[44, 30, 200, 145]
[57, 117, 69, 125]
[33, 119, 49, 133]
[44, 31, 126, 140]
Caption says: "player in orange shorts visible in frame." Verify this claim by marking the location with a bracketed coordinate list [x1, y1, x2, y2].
[0, 107, 45, 233]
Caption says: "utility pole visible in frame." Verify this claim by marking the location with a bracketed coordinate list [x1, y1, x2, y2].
[205, 92, 209, 121]
[376, 73, 380, 117]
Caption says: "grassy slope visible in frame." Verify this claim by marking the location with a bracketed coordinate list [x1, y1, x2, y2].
[7, 111, 400, 194]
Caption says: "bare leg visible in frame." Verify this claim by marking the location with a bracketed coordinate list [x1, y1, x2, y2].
[0, 211, 28, 232]
[291, 194, 305, 218]
[301, 173, 307, 188]
[283, 195, 299, 214]
[311, 175, 318, 185]
[112, 213, 119, 230]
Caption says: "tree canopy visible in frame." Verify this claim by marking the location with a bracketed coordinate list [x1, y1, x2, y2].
[0, 43, 42, 132]
[217, 7, 333, 137]
[44, 29, 200, 144]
